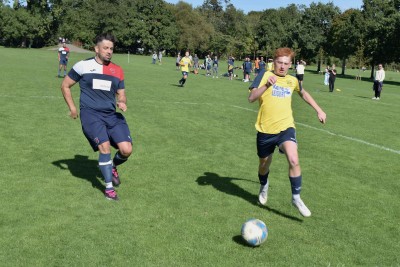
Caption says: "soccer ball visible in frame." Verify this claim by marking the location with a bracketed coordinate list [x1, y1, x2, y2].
[241, 219, 268, 246]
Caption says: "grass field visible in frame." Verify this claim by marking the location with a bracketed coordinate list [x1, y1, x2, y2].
[0, 46, 399, 266]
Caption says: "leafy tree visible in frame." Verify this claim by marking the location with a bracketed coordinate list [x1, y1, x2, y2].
[199, 0, 226, 33]
[362, 0, 399, 77]
[132, 0, 178, 53]
[0, 4, 49, 47]
[329, 9, 365, 74]
[295, 3, 340, 70]
[255, 5, 302, 59]
[172, 1, 214, 54]
[220, 4, 250, 57]
[56, 0, 97, 48]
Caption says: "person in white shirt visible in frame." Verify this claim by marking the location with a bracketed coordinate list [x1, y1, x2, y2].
[295, 60, 306, 86]
[372, 64, 385, 100]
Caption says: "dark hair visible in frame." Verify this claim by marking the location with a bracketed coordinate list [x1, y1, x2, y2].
[94, 32, 116, 45]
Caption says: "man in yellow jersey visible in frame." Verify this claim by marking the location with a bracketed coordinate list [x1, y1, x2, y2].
[248, 47, 326, 217]
[178, 51, 192, 87]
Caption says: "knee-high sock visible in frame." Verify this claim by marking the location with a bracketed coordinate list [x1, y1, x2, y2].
[289, 175, 302, 196]
[99, 153, 113, 189]
[258, 172, 269, 186]
[113, 151, 128, 167]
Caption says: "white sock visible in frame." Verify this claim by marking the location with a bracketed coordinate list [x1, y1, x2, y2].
[292, 194, 301, 201]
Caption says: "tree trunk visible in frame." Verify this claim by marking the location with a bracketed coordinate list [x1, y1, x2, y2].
[370, 65, 375, 79]
[341, 57, 346, 75]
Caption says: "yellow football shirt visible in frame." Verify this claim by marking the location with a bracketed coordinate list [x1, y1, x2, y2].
[180, 57, 191, 72]
[252, 71, 301, 134]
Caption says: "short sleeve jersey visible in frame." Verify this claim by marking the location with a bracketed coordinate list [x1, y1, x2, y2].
[296, 64, 305, 75]
[244, 61, 252, 72]
[180, 57, 191, 72]
[68, 57, 125, 113]
[213, 59, 218, 67]
[259, 61, 266, 70]
[58, 47, 70, 60]
[250, 71, 302, 134]
[228, 59, 234, 70]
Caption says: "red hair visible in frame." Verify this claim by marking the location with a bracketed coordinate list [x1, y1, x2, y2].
[274, 47, 295, 60]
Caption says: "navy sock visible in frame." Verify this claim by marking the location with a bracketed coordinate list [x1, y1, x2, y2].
[99, 153, 113, 189]
[113, 151, 128, 167]
[289, 175, 302, 195]
[182, 78, 186, 84]
[258, 172, 269, 186]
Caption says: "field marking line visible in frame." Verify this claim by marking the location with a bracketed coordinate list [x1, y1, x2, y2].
[231, 104, 400, 155]
[295, 122, 400, 155]
[143, 100, 400, 155]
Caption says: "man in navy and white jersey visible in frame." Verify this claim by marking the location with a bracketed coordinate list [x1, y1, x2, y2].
[61, 33, 133, 201]
[58, 42, 70, 77]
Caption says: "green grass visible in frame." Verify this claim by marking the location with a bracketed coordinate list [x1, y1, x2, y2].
[0, 46, 399, 266]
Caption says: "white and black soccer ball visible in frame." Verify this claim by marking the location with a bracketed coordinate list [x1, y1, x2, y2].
[241, 218, 268, 246]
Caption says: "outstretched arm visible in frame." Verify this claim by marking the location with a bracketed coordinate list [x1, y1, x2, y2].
[298, 88, 326, 124]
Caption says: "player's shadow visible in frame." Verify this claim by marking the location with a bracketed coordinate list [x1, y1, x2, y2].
[52, 155, 104, 192]
[354, 95, 373, 99]
[196, 172, 302, 222]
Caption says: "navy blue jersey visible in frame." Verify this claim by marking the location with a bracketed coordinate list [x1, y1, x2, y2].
[243, 61, 252, 72]
[68, 58, 125, 113]
[259, 61, 266, 70]
[58, 47, 70, 61]
[213, 59, 218, 67]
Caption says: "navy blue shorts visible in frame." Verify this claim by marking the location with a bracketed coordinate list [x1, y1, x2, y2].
[80, 109, 132, 152]
[256, 127, 297, 158]
[182, 71, 189, 76]
[59, 58, 68, 66]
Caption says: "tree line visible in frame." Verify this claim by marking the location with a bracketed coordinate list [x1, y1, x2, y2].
[1, 0, 400, 75]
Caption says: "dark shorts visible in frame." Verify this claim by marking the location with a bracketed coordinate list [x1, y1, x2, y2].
[244, 70, 251, 75]
[176, 62, 180, 67]
[80, 108, 132, 152]
[256, 127, 297, 158]
[296, 74, 304, 81]
[59, 58, 68, 66]
[373, 80, 383, 92]
[182, 71, 189, 76]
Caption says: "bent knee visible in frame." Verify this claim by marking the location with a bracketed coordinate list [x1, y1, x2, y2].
[118, 143, 133, 157]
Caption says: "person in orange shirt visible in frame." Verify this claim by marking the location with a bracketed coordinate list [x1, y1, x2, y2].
[254, 57, 260, 77]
